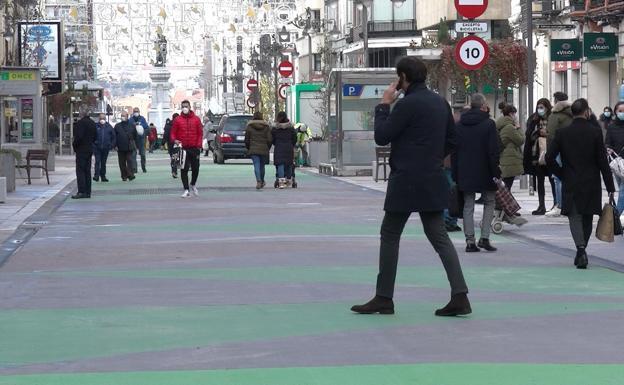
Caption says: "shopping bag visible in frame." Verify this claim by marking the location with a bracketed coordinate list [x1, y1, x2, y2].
[537, 137, 548, 166]
[493, 178, 521, 216]
[607, 150, 624, 179]
[448, 184, 464, 218]
[171, 144, 186, 169]
[596, 203, 615, 243]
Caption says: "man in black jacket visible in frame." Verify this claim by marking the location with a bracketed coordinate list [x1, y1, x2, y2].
[113, 111, 137, 181]
[546, 98, 615, 269]
[351, 57, 470, 317]
[453, 93, 500, 252]
[72, 106, 96, 199]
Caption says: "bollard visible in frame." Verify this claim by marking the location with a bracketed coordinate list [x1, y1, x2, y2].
[0, 177, 6, 203]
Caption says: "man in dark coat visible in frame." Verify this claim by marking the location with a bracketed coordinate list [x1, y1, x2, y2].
[453, 93, 500, 253]
[113, 111, 137, 181]
[546, 98, 615, 269]
[93, 113, 116, 182]
[72, 106, 97, 199]
[351, 57, 470, 317]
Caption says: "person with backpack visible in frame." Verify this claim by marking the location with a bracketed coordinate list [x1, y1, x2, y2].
[272, 111, 297, 189]
[606, 102, 624, 216]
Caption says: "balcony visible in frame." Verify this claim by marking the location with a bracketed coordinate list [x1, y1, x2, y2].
[366, 20, 419, 38]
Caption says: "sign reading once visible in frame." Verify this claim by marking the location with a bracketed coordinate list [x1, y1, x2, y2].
[454, 0, 488, 20]
[550, 39, 581, 62]
[455, 35, 489, 71]
[455, 21, 488, 33]
[0, 71, 36, 81]
[583, 33, 618, 60]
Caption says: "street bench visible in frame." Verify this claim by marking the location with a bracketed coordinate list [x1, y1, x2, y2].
[15, 149, 50, 185]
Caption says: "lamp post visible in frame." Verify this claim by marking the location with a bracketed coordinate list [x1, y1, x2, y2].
[355, 0, 373, 67]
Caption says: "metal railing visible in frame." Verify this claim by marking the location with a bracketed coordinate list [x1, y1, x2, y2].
[367, 20, 418, 36]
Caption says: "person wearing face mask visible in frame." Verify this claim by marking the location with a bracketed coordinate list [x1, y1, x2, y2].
[72, 105, 97, 199]
[130, 107, 149, 173]
[545, 92, 573, 217]
[605, 102, 624, 216]
[546, 98, 615, 269]
[171, 100, 203, 198]
[351, 57, 470, 317]
[524, 99, 556, 215]
[113, 111, 137, 181]
[600, 106, 613, 140]
[93, 113, 116, 182]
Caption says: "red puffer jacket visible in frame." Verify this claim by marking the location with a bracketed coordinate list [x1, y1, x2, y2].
[171, 111, 203, 149]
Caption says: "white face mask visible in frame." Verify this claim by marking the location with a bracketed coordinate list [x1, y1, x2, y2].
[133, 112, 139, 117]
[99, 119, 106, 125]
[182, 107, 190, 114]
[121, 117, 128, 122]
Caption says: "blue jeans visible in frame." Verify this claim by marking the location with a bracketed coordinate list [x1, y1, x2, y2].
[616, 176, 624, 215]
[93, 147, 109, 178]
[553, 155, 563, 208]
[251, 155, 265, 182]
[276, 164, 293, 179]
[443, 169, 458, 226]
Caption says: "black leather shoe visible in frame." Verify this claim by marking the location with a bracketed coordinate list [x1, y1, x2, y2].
[101, 177, 109, 182]
[446, 224, 462, 232]
[71, 193, 86, 199]
[128, 175, 136, 181]
[435, 293, 472, 317]
[477, 238, 497, 252]
[575, 248, 588, 269]
[465, 243, 480, 253]
[351, 295, 394, 314]
[93, 176, 99, 182]
[532, 206, 546, 215]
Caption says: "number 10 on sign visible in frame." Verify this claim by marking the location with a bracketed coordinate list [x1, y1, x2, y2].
[455, 35, 489, 71]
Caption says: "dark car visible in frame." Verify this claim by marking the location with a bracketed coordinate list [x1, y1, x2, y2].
[213, 113, 253, 164]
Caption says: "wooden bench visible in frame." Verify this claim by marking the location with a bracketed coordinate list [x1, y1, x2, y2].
[374, 146, 391, 182]
[15, 149, 50, 185]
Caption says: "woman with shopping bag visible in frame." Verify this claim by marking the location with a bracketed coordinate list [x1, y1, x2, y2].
[546, 98, 616, 269]
[605, 102, 624, 216]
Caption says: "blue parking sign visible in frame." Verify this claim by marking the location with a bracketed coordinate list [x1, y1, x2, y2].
[343, 84, 363, 97]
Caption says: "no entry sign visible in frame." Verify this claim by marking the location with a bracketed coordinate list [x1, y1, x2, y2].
[278, 60, 293, 78]
[455, 35, 489, 71]
[278, 84, 289, 100]
[454, 0, 488, 20]
[246, 79, 258, 91]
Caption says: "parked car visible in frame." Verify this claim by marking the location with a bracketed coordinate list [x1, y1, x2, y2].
[213, 113, 253, 164]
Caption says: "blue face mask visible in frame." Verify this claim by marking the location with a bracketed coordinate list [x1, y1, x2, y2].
[604, 111, 611, 118]
[617, 112, 624, 121]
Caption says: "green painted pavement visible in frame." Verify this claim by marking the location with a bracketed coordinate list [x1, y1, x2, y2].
[2, 301, 624, 366]
[38, 266, 624, 297]
[1, 364, 623, 385]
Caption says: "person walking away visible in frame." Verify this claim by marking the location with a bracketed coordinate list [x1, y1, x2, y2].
[496, 104, 524, 192]
[72, 105, 96, 199]
[524, 98, 556, 215]
[171, 100, 203, 198]
[546, 98, 615, 269]
[203, 116, 215, 157]
[113, 111, 137, 181]
[244, 111, 272, 189]
[606, 102, 624, 216]
[272, 111, 297, 189]
[351, 57, 470, 317]
[93, 113, 115, 182]
[600, 106, 613, 140]
[163, 114, 179, 178]
[453, 94, 500, 252]
[546, 92, 573, 217]
[47, 115, 60, 151]
[295, 123, 312, 167]
[130, 107, 149, 173]
[444, 106, 470, 232]
[148, 123, 157, 153]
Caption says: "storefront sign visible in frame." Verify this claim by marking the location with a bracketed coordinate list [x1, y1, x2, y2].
[0, 71, 36, 81]
[18, 21, 62, 81]
[550, 39, 581, 61]
[552, 61, 581, 72]
[584, 33, 618, 60]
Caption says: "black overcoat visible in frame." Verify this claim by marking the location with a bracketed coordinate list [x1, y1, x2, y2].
[546, 118, 615, 215]
[374, 82, 456, 213]
[272, 122, 296, 165]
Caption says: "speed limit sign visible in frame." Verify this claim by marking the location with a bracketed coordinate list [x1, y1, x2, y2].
[455, 35, 489, 71]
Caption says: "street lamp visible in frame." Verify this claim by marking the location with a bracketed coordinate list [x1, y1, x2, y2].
[355, 0, 373, 67]
[278, 26, 291, 43]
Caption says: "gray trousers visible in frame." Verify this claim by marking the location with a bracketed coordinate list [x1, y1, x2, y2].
[568, 201, 593, 248]
[463, 191, 496, 243]
[376, 211, 469, 298]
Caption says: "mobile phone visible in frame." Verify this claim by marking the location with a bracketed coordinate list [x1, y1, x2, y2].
[395, 78, 403, 91]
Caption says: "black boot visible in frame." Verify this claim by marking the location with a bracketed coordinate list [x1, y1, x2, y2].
[435, 293, 472, 317]
[575, 247, 588, 269]
[477, 238, 497, 252]
[351, 295, 394, 314]
[465, 243, 480, 253]
[532, 205, 546, 215]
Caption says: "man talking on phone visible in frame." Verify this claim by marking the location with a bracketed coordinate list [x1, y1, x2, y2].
[351, 57, 471, 317]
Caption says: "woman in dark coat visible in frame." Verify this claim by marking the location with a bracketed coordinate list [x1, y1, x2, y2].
[606, 102, 624, 215]
[524, 98, 556, 215]
[599, 106, 613, 140]
[271, 111, 297, 189]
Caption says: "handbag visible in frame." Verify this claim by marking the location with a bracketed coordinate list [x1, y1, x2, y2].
[448, 184, 464, 219]
[537, 137, 548, 166]
[493, 178, 521, 216]
[607, 148, 624, 179]
[596, 202, 615, 243]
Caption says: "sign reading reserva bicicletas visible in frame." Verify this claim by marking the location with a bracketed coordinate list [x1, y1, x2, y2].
[550, 39, 581, 61]
[583, 33, 618, 60]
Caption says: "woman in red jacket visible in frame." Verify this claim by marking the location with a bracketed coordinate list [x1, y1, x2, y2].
[171, 100, 203, 198]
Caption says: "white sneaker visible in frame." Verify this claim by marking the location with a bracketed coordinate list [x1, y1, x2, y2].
[545, 207, 561, 217]
[191, 185, 199, 197]
[181, 190, 191, 198]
